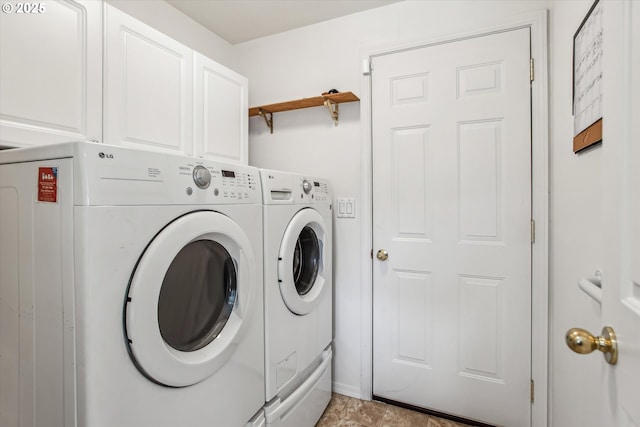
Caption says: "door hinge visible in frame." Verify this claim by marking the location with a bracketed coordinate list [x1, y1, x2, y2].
[362, 58, 372, 76]
[531, 219, 536, 244]
[530, 58, 534, 82]
[530, 379, 535, 403]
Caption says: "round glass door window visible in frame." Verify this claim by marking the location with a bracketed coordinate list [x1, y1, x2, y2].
[278, 208, 329, 315]
[125, 211, 255, 388]
[293, 226, 320, 296]
[158, 240, 237, 352]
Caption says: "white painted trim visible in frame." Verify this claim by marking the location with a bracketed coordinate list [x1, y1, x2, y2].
[358, 10, 549, 427]
[528, 10, 550, 427]
[332, 381, 363, 399]
[358, 56, 374, 401]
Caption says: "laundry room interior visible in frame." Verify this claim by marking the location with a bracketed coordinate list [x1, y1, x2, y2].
[1, 0, 638, 426]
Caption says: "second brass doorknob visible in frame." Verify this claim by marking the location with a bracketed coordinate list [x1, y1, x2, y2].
[565, 326, 618, 365]
[376, 249, 389, 261]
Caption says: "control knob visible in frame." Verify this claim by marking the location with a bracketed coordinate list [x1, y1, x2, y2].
[302, 179, 313, 194]
[192, 165, 211, 189]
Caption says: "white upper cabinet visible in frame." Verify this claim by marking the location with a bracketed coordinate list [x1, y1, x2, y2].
[104, 4, 193, 155]
[104, 4, 248, 164]
[194, 53, 248, 165]
[0, 0, 102, 147]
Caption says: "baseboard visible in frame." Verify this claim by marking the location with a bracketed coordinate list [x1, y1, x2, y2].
[331, 382, 362, 399]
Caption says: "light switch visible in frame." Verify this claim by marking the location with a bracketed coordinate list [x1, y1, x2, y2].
[336, 198, 356, 218]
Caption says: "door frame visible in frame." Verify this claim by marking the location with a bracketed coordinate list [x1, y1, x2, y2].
[357, 10, 549, 427]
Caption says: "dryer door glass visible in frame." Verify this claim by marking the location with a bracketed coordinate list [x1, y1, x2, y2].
[293, 226, 320, 295]
[158, 240, 237, 352]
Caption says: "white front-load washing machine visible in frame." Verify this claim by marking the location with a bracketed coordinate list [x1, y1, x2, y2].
[260, 169, 333, 427]
[0, 142, 265, 427]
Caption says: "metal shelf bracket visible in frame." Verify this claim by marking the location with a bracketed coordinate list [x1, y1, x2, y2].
[324, 99, 339, 126]
[258, 109, 273, 134]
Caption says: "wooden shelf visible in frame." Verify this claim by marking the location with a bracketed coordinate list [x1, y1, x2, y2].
[249, 91, 359, 133]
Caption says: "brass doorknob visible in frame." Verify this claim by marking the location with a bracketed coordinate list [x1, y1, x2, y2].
[565, 326, 618, 365]
[376, 249, 389, 261]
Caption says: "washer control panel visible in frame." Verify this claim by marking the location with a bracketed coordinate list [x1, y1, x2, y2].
[259, 169, 331, 205]
[299, 177, 330, 203]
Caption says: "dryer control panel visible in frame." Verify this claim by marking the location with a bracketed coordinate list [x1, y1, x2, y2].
[66, 142, 261, 206]
[178, 160, 261, 204]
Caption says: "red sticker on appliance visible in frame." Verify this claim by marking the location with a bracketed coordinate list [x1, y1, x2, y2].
[38, 167, 58, 203]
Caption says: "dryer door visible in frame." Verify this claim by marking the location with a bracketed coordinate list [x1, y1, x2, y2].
[278, 208, 329, 315]
[125, 210, 256, 387]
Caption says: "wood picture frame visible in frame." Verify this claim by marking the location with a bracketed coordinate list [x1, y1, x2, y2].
[572, 0, 603, 153]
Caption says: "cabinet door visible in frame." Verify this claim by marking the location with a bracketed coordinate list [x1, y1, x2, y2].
[104, 4, 193, 155]
[193, 52, 248, 164]
[0, 0, 102, 148]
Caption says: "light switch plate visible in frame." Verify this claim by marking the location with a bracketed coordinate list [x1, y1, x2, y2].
[336, 198, 356, 218]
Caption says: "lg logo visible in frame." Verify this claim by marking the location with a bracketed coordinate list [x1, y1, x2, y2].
[98, 152, 114, 159]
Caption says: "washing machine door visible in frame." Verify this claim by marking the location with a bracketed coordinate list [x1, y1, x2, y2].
[278, 208, 329, 315]
[125, 210, 256, 387]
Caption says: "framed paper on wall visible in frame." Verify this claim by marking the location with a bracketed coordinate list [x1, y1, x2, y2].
[573, 0, 603, 153]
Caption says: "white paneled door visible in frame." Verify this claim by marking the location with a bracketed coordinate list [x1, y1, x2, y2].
[599, 1, 640, 425]
[372, 29, 532, 426]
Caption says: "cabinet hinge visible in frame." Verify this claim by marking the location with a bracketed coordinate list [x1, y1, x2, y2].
[531, 219, 536, 244]
[531, 379, 535, 403]
[530, 58, 534, 82]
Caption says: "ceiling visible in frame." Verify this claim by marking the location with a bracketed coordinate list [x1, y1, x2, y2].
[166, 0, 403, 45]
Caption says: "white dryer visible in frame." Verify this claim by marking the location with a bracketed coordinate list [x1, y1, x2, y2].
[260, 169, 333, 427]
[0, 142, 265, 427]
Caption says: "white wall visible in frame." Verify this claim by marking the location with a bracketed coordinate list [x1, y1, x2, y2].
[106, 0, 236, 69]
[234, 0, 549, 399]
[548, 1, 604, 426]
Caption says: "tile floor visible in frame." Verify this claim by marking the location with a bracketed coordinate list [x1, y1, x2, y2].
[316, 394, 474, 427]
